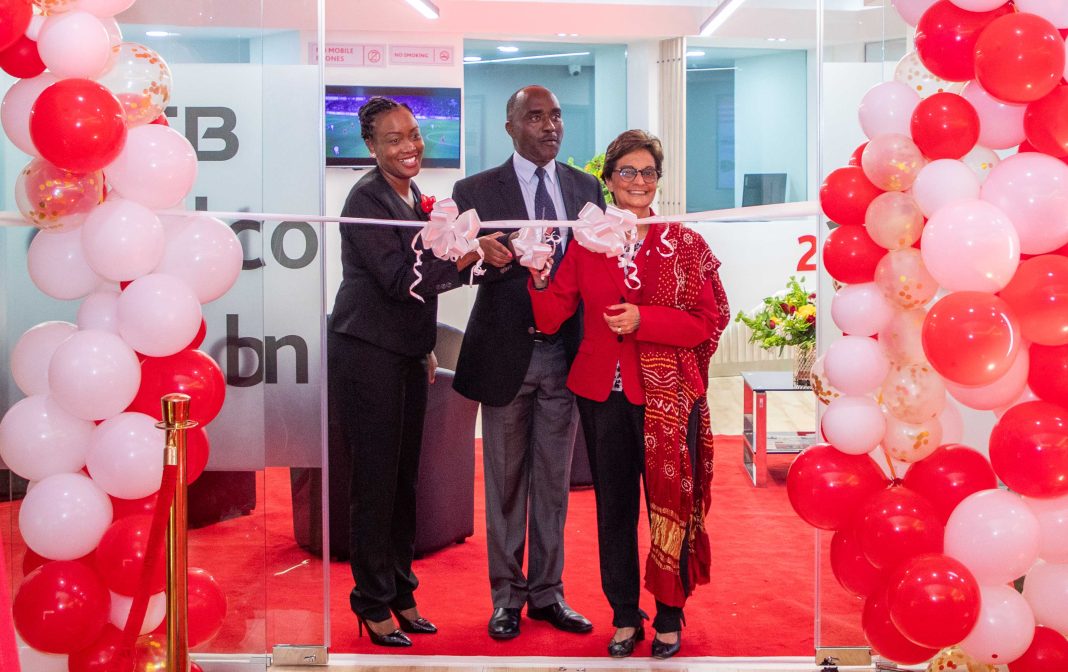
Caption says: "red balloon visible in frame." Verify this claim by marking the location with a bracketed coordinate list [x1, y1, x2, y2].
[848, 142, 868, 167]
[922, 291, 1022, 386]
[186, 317, 207, 350]
[819, 166, 883, 226]
[1018, 139, 1039, 153]
[111, 492, 158, 519]
[13, 560, 110, 654]
[990, 400, 1068, 498]
[858, 485, 944, 571]
[786, 443, 888, 530]
[1009, 625, 1068, 672]
[149, 114, 170, 126]
[975, 13, 1066, 104]
[1001, 255, 1068, 346]
[187, 425, 210, 484]
[823, 225, 886, 284]
[94, 514, 166, 596]
[127, 349, 226, 425]
[1024, 85, 1068, 158]
[29, 79, 127, 173]
[0, 0, 32, 53]
[915, 0, 1012, 82]
[862, 583, 940, 665]
[831, 522, 884, 597]
[0, 33, 44, 78]
[187, 567, 227, 647]
[910, 92, 980, 159]
[901, 444, 998, 523]
[1029, 343, 1068, 408]
[67, 624, 122, 672]
[887, 553, 981, 649]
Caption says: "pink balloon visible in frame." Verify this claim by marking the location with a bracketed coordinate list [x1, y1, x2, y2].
[822, 396, 887, 455]
[947, 347, 1030, 410]
[823, 335, 891, 396]
[961, 81, 1027, 149]
[0, 73, 59, 156]
[154, 214, 243, 303]
[921, 200, 1019, 292]
[10, 320, 77, 396]
[1016, 0, 1068, 28]
[959, 585, 1037, 664]
[86, 413, 164, 500]
[116, 273, 202, 358]
[831, 282, 895, 336]
[875, 248, 940, 310]
[940, 400, 964, 443]
[911, 159, 981, 218]
[882, 362, 947, 423]
[862, 133, 927, 191]
[81, 199, 165, 282]
[19, 472, 113, 560]
[106, 124, 197, 210]
[859, 81, 922, 139]
[946, 489, 1040, 584]
[879, 307, 929, 363]
[865, 191, 925, 250]
[893, 0, 939, 25]
[981, 152, 1068, 255]
[36, 12, 111, 79]
[994, 386, 1040, 418]
[0, 395, 94, 482]
[948, 0, 1010, 10]
[47, 329, 141, 421]
[1023, 562, 1068, 635]
[28, 229, 103, 301]
[76, 290, 120, 333]
[883, 413, 943, 463]
[1025, 494, 1068, 563]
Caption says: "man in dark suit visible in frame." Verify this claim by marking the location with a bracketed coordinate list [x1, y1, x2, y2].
[452, 85, 606, 640]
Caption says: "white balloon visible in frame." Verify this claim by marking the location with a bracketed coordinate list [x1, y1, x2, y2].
[831, 283, 895, 337]
[822, 335, 890, 396]
[1015, 0, 1068, 28]
[821, 396, 886, 455]
[911, 159, 981, 218]
[959, 584, 1036, 665]
[961, 145, 1000, 184]
[106, 124, 198, 209]
[48, 330, 141, 421]
[116, 274, 202, 357]
[948, 0, 1011, 11]
[81, 199, 165, 282]
[155, 214, 243, 303]
[86, 413, 165, 499]
[945, 489, 1040, 585]
[1023, 561, 1068, 635]
[19, 472, 113, 560]
[77, 290, 121, 333]
[109, 590, 166, 635]
[0, 73, 59, 156]
[894, 50, 963, 98]
[24, 15, 47, 41]
[858, 81, 920, 139]
[36, 12, 111, 79]
[0, 395, 93, 482]
[17, 639, 68, 672]
[10, 320, 77, 396]
[1026, 494, 1068, 563]
[28, 229, 103, 301]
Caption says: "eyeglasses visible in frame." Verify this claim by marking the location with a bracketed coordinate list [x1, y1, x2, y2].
[614, 167, 661, 182]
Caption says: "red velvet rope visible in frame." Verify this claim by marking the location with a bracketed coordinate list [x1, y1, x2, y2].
[115, 462, 179, 671]
[0, 527, 19, 672]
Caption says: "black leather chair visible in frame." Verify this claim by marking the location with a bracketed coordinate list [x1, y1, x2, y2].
[293, 323, 478, 559]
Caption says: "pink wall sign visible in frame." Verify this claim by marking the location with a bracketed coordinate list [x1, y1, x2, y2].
[307, 43, 387, 67]
[390, 45, 455, 66]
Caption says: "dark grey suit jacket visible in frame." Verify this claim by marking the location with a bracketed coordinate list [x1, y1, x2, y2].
[329, 168, 461, 357]
[451, 157, 607, 406]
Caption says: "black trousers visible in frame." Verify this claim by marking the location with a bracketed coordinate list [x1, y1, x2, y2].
[577, 392, 697, 633]
[329, 331, 427, 622]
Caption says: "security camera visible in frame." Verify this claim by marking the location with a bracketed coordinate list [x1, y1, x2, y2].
[568, 64, 582, 77]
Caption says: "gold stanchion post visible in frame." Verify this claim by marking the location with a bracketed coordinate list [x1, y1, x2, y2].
[158, 394, 197, 672]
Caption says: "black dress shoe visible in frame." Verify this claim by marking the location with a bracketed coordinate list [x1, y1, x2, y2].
[527, 601, 593, 633]
[607, 625, 644, 658]
[488, 607, 521, 639]
[357, 615, 412, 647]
[392, 609, 437, 634]
[651, 631, 682, 659]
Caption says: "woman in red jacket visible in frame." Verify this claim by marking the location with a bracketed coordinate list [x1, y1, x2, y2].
[528, 130, 729, 659]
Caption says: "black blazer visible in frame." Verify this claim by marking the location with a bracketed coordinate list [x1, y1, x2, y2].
[329, 169, 461, 357]
[451, 157, 607, 406]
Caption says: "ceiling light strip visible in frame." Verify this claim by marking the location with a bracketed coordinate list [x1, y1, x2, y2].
[699, 0, 747, 36]
[404, 0, 440, 20]
[465, 51, 592, 65]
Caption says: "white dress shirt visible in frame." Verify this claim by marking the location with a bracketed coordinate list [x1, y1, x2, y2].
[512, 151, 569, 248]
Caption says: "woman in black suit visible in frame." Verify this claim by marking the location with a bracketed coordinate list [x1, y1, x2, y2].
[328, 97, 484, 647]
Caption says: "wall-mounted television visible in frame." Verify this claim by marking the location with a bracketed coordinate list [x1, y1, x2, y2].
[325, 85, 462, 168]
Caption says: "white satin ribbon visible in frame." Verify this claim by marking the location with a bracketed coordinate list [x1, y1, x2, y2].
[573, 204, 642, 289]
[409, 198, 485, 302]
[513, 226, 554, 280]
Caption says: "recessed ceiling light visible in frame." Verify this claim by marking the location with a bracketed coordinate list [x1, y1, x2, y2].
[557, 32, 568, 37]
[686, 50, 706, 57]
[404, 0, 440, 19]
[778, 37, 787, 42]
[146, 30, 177, 37]
[463, 55, 482, 62]
[570, 33, 578, 37]
[498, 46, 519, 53]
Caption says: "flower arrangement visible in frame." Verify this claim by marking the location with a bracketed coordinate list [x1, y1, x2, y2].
[735, 276, 816, 354]
[567, 153, 613, 205]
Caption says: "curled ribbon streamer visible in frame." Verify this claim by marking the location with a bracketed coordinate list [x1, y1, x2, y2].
[513, 226, 553, 279]
[409, 198, 484, 301]
[656, 226, 676, 258]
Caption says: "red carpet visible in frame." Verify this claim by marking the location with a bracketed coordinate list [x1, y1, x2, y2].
[3, 435, 865, 658]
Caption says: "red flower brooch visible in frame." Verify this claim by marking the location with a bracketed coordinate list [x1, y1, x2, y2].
[421, 194, 436, 214]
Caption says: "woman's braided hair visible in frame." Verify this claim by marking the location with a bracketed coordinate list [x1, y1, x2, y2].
[359, 96, 413, 142]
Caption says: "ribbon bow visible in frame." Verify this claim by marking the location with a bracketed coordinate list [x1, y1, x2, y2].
[513, 226, 554, 279]
[410, 198, 484, 301]
[574, 203, 642, 289]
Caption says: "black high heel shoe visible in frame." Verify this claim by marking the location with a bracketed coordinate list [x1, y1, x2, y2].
[651, 630, 681, 659]
[357, 614, 412, 647]
[607, 624, 644, 658]
[392, 608, 438, 634]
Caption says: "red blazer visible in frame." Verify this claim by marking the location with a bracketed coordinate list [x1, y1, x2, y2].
[529, 223, 721, 405]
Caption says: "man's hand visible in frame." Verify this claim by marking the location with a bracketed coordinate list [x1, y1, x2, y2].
[479, 232, 512, 268]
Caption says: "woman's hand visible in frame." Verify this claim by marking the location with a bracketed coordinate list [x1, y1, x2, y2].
[427, 350, 438, 384]
[604, 303, 641, 335]
[529, 258, 553, 289]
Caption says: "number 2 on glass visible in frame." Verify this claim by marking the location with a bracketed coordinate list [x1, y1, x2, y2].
[797, 234, 817, 272]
